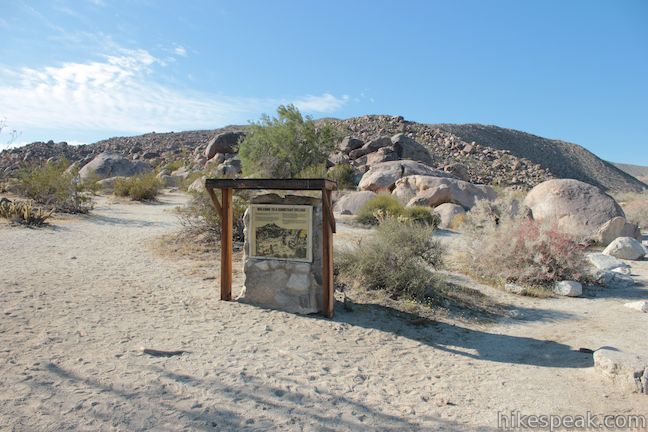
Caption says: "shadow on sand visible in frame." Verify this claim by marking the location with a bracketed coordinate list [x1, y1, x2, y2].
[40, 361, 492, 431]
[331, 301, 593, 369]
[80, 213, 159, 227]
[583, 280, 648, 301]
[33, 297, 594, 430]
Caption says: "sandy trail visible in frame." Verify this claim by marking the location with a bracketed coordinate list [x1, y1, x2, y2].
[1, 192, 647, 431]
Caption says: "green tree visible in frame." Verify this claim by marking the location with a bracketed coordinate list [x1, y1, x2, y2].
[238, 104, 340, 178]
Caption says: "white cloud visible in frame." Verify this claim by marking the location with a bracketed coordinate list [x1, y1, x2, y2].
[294, 93, 349, 113]
[0, 49, 349, 139]
[174, 46, 187, 57]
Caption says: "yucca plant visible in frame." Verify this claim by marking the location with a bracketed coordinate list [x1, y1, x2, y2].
[0, 200, 54, 226]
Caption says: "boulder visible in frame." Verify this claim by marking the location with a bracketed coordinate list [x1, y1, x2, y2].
[333, 191, 377, 215]
[157, 174, 181, 187]
[393, 176, 496, 209]
[358, 160, 450, 192]
[523, 179, 625, 237]
[349, 136, 392, 160]
[204, 131, 245, 160]
[366, 147, 398, 166]
[593, 349, 648, 394]
[338, 136, 364, 154]
[171, 167, 191, 180]
[96, 176, 127, 191]
[587, 252, 631, 272]
[603, 237, 646, 260]
[64, 161, 80, 176]
[554, 281, 582, 297]
[78, 153, 151, 181]
[624, 301, 648, 313]
[595, 271, 635, 288]
[214, 159, 242, 177]
[596, 216, 642, 246]
[433, 203, 465, 229]
[205, 153, 227, 166]
[443, 163, 470, 181]
[187, 176, 206, 194]
[390, 133, 433, 165]
[328, 153, 350, 166]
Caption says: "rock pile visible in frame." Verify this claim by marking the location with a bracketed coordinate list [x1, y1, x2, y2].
[2, 115, 645, 201]
[322, 115, 554, 189]
[0, 127, 244, 179]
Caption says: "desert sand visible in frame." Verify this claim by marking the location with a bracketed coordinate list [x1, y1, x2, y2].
[1, 191, 647, 431]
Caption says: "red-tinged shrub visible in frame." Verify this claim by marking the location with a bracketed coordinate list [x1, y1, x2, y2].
[460, 216, 590, 290]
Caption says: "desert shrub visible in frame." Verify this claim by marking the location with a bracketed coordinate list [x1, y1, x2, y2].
[238, 104, 341, 178]
[295, 163, 356, 190]
[460, 217, 590, 289]
[177, 191, 246, 243]
[461, 191, 527, 233]
[337, 218, 444, 301]
[400, 206, 440, 227]
[163, 159, 185, 172]
[80, 170, 103, 195]
[15, 160, 91, 213]
[327, 163, 356, 190]
[356, 194, 405, 225]
[297, 164, 327, 179]
[355, 194, 439, 227]
[0, 200, 54, 226]
[181, 170, 207, 191]
[114, 172, 162, 201]
[449, 213, 467, 230]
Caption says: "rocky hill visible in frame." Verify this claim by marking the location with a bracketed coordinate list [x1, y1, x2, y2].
[431, 124, 646, 192]
[1, 115, 645, 192]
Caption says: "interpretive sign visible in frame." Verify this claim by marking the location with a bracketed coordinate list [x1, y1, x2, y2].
[249, 204, 313, 262]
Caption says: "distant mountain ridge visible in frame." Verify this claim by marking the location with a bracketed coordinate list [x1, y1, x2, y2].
[612, 162, 648, 185]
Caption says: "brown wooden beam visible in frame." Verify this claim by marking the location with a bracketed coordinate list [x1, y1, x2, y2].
[220, 188, 233, 301]
[321, 187, 336, 234]
[321, 188, 335, 318]
[206, 178, 337, 191]
[205, 186, 222, 216]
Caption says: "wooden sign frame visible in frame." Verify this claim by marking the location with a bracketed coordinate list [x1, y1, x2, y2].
[204, 178, 337, 318]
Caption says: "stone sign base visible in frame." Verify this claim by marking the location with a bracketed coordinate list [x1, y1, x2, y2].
[239, 194, 323, 314]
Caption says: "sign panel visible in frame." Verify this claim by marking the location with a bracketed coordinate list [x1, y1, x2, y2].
[249, 204, 313, 262]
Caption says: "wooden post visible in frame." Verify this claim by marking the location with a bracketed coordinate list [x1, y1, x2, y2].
[206, 187, 222, 216]
[220, 188, 233, 301]
[321, 189, 334, 318]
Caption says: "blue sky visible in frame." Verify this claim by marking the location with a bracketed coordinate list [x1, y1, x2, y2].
[1, 0, 647, 164]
